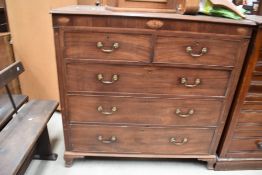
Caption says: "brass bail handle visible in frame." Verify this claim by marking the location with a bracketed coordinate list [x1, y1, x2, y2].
[97, 106, 117, 115]
[180, 77, 201, 88]
[97, 41, 119, 53]
[97, 73, 119, 84]
[170, 137, 188, 146]
[186, 46, 208, 57]
[175, 109, 195, 118]
[97, 135, 117, 144]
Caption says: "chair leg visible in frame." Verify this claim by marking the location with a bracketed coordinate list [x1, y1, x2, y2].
[33, 126, 58, 161]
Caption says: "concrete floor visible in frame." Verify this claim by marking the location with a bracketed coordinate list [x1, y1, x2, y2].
[25, 113, 262, 175]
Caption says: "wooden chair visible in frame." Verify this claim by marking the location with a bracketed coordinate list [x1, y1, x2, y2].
[0, 61, 59, 175]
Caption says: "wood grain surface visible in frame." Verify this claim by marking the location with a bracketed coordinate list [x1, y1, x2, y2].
[67, 94, 223, 126]
[52, 6, 253, 169]
[216, 16, 262, 171]
[64, 31, 152, 62]
[0, 100, 58, 175]
[66, 63, 230, 97]
[69, 124, 214, 155]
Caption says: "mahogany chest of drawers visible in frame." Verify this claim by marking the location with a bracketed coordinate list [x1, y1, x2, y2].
[51, 5, 255, 169]
[216, 16, 262, 171]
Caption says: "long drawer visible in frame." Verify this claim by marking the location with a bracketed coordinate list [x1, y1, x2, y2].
[69, 125, 214, 155]
[67, 95, 223, 126]
[66, 63, 230, 97]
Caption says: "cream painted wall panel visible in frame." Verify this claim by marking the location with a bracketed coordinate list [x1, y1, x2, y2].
[5, 0, 76, 101]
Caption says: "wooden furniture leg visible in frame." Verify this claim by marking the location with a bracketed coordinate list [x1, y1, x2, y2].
[33, 127, 58, 161]
[64, 157, 74, 168]
[64, 152, 85, 167]
[198, 158, 216, 170]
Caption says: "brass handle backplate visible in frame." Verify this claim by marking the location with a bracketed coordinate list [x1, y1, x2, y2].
[180, 77, 201, 88]
[97, 74, 119, 84]
[176, 109, 195, 118]
[170, 137, 188, 146]
[97, 106, 117, 115]
[256, 141, 262, 149]
[186, 46, 208, 57]
[97, 41, 119, 53]
[97, 136, 117, 144]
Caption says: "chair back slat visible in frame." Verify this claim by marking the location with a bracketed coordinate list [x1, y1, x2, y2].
[0, 61, 24, 89]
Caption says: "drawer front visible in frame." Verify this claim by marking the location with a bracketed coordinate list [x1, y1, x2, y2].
[66, 63, 230, 97]
[258, 51, 262, 62]
[64, 31, 152, 62]
[70, 125, 214, 155]
[242, 103, 262, 111]
[245, 93, 262, 102]
[234, 130, 262, 138]
[239, 111, 262, 124]
[249, 82, 262, 94]
[229, 138, 262, 153]
[251, 74, 262, 82]
[235, 125, 262, 132]
[154, 36, 240, 67]
[255, 62, 262, 73]
[67, 95, 223, 126]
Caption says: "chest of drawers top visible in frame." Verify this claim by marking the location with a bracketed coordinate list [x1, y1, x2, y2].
[52, 5, 255, 35]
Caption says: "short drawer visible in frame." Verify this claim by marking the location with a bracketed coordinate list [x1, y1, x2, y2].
[229, 138, 262, 153]
[258, 51, 262, 62]
[251, 74, 262, 82]
[66, 63, 230, 97]
[234, 129, 262, 138]
[235, 124, 262, 132]
[64, 31, 152, 62]
[244, 93, 262, 102]
[254, 62, 262, 73]
[238, 111, 262, 124]
[241, 102, 262, 111]
[67, 95, 223, 126]
[70, 125, 214, 155]
[249, 81, 262, 94]
[154, 36, 241, 67]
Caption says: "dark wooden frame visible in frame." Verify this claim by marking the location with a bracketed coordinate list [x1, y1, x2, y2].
[215, 17, 262, 171]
